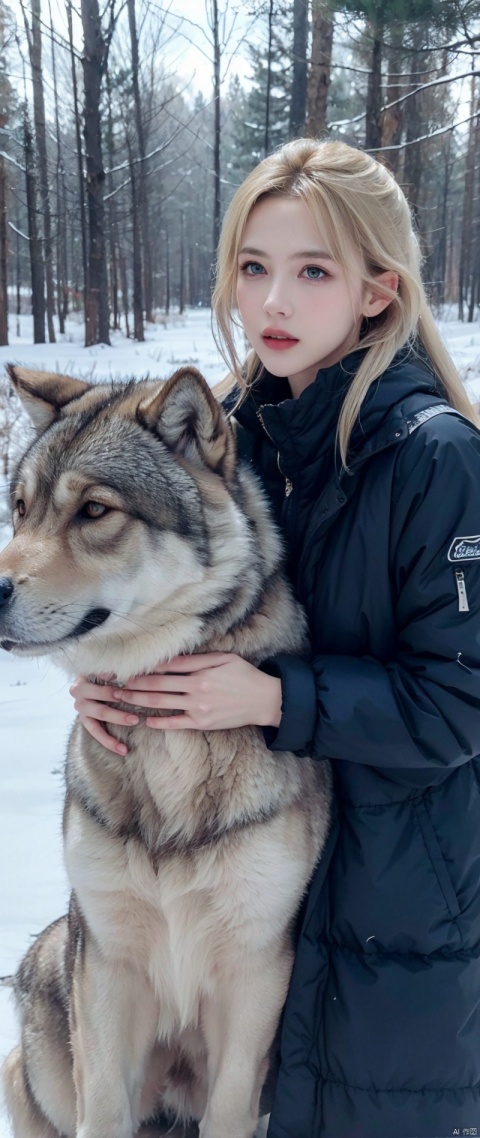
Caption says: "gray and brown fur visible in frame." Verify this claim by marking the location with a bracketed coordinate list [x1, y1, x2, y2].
[0, 365, 331, 1138]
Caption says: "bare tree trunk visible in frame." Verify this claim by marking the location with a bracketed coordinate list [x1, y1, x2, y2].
[106, 65, 119, 330]
[60, 170, 69, 328]
[446, 203, 455, 304]
[15, 200, 21, 337]
[164, 228, 170, 316]
[119, 244, 130, 336]
[129, 147, 144, 341]
[23, 103, 45, 344]
[0, 153, 8, 346]
[81, 0, 110, 345]
[50, 1, 68, 333]
[212, 0, 221, 258]
[179, 209, 185, 315]
[458, 70, 480, 321]
[380, 25, 405, 171]
[306, 1, 334, 137]
[67, 0, 88, 320]
[365, 16, 384, 151]
[188, 214, 196, 307]
[468, 88, 480, 322]
[127, 0, 153, 321]
[289, 0, 308, 138]
[402, 60, 423, 229]
[22, 0, 56, 342]
[435, 136, 451, 309]
[264, 0, 274, 155]
[458, 79, 476, 319]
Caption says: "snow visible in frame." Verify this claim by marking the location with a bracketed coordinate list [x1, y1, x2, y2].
[0, 306, 478, 1136]
[0, 307, 232, 387]
[0, 649, 73, 1066]
[437, 310, 480, 403]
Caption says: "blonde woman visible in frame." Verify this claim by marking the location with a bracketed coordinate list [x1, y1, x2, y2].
[72, 140, 480, 1138]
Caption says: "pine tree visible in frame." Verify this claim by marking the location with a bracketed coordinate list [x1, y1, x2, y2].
[339, 0, 458, 148]
[230, 0, 292, 175]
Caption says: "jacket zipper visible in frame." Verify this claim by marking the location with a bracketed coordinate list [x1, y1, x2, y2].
[257, 408, 292, 498]
[454, 568, 469, 612]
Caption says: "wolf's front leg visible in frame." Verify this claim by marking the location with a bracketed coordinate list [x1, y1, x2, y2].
[71, 936, 159, 1138]
[199, 949, 291, 1138]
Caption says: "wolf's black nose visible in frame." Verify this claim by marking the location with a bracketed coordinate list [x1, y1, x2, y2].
[0, 578, 14, 606]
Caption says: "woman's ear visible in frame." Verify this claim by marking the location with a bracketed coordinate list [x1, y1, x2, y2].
[362, 271, 399, 318]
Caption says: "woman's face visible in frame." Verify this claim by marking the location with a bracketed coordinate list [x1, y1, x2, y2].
[236, 196, 375, 397]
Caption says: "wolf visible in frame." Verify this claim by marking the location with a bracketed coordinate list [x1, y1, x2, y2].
[0, 365, 331, 1138]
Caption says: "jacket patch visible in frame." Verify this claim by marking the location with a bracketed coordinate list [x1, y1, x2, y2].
[406, 403, 457, 434]
[448, 536, 480, 562]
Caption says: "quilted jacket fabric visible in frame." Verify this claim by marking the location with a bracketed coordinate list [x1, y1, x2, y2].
[233, 347, 480, 1138]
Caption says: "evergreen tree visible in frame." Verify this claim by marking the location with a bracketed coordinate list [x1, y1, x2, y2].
[230, 0, 292, 176]
[339, 0, 460, 148]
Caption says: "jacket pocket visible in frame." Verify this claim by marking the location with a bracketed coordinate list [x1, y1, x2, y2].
[412, 797, 461, 919]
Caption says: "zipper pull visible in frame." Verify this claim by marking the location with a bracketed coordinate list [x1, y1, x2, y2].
[454, 569, 469, 612]
[285, 477, 293, 498]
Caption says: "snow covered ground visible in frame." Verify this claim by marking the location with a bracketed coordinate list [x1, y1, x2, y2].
[0, 306, 231, 387]
[436, 311, 480, 402]
[0, 306, 479, 1136]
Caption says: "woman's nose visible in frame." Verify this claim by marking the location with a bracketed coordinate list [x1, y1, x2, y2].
[263, 281, 293, 318]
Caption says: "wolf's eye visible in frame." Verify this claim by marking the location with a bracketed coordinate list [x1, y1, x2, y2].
[82, 501, 108, 519]
[16, 499, 26, 517]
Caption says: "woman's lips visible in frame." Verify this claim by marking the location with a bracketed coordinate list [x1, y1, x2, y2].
[262, 334, 299, 351]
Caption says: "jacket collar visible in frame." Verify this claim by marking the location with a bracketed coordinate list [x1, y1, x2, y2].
[233, 345, 442, 476]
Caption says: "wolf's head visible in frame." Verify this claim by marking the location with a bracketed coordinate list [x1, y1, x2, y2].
[0, 366, 280, 678]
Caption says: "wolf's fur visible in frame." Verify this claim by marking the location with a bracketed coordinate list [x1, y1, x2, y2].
[0, 366, 331, 1138]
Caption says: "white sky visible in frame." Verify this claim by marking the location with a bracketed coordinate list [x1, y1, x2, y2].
[154, 0, 255, 96]
[7, 0, 255, 106]
[54, 0, 254, 100]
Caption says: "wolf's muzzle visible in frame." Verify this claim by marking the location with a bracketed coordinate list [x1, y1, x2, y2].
[0, 598, 111, 652]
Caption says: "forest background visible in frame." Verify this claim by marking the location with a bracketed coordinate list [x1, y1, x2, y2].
[0, 0, 478, 355]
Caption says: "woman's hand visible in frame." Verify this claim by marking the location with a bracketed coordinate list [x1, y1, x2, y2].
[70, 654, 282, 752]
[69, 675, 139, 755]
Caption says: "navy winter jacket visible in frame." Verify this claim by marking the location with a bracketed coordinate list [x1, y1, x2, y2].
[234, 348, 480, 1138]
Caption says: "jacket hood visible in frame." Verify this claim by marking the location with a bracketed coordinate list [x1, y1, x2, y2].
[233, 345, 443, 477]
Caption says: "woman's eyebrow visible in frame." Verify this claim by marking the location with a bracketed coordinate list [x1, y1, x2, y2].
[238, 245, 334, 260]
[238, 246, 268, 256]
[291, 249, 334, 260]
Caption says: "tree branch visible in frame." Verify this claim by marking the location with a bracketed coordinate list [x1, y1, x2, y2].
[382, 68, 480, 112]
[368, 110, 480, 151]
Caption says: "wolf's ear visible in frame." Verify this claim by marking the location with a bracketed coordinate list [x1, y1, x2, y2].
[6, 365, 91, 432]
[137, 366, 236, 479]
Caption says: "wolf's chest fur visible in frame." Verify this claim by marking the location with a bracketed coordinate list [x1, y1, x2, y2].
[64, 719, 328, 1035]
[66, 716, 321, 855]
[65, 788, 318, 1034]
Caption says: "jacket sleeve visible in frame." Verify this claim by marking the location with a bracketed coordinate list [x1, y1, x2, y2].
[261, 415, 480, 786]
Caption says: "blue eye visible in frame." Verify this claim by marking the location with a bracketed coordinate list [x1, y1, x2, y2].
[303, 266, 326, 280]
[240, 261, 265, 275]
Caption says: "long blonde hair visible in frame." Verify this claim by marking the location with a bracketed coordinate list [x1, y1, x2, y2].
[212, 138, 476, 466]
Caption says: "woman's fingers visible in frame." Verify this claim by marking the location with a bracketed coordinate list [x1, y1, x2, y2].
[114, 685, 191, 707]
[143, 653, 233, 679]
[73, 698, 140, 726]
[82, 716, 128, 756]
[69, 678, 118, 702]
[119, 673, 193, 693]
